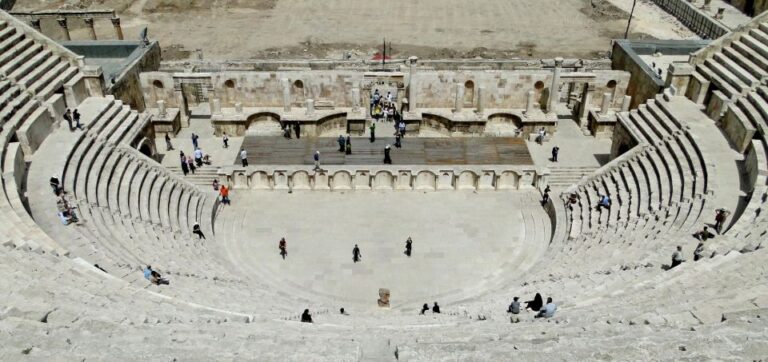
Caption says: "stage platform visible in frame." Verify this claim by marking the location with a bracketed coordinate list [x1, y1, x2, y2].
[235, 136, 533, 165]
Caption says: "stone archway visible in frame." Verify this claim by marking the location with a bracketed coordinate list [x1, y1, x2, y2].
[485, 113, 523, 137]
[136, 137, 157, 159]
[245, 112, 282, 136]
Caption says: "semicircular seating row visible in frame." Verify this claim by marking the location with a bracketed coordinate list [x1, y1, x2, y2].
[0, 15, 266, 343]
[562, 95, 711, 252]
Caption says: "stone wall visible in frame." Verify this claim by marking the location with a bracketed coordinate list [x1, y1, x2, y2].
[649, 0, 729, 39]
[142, 69, 629, 112]
[218, 165, 543, 192]
[717, 0, 768, 17]
[612, 40, 709, 109]
[109, 42, 161, 111]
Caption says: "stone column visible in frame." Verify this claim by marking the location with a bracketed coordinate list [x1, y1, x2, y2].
[111, 17, 124, 40]
[175, 90, 190, 127]
[84, 17, 97, 40]
[157, 100, 167, 117]
[352, 87, 360, 112]
[525, 90, 535, 114]
[57, 17, 71, 41]
[407, 56, 418, 112]
[476, 86, 485, 113]
[578, 83, 593, 126]
[454, 84, 464, 112]
[621, 95, 632, 112]
[601, 93, 612, 114]
[547, 57, 564, 113]
[281, 78, 291, 112]
[212, 98, 222, 115]
[30, 19, 42, 32]
[306, 99, 315, 116]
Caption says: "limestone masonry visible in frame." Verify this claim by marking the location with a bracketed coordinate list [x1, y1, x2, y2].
[0, 1, 767, 360]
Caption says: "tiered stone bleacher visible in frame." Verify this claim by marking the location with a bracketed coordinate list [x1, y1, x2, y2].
[1, 7, 767, 360]
[563, 95, 710, 246]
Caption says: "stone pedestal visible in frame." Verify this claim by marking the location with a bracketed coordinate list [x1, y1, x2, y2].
[454, 84, 464, 112]
[621, 95, 632, 112]
[111, 17, 124, 40]
[281, 78, 291, 112]
[84, 17, 97, 40]
[305, 99, 315, 116]
[547, 57, 564, 113]
[526, 90, 535, 114]
[57, 18, 71, 41]
[212, 98, 222, 115]
[157, 100, 166, 117]
[601, 93, 612, 114]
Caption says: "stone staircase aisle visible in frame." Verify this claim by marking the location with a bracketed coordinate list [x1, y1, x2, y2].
[546, 166, 596, 190]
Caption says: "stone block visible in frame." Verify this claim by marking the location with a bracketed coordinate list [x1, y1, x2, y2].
[415, 171, 436, 191]
[478, 170, 496, 190]
[354, 170, 371, 190]
[395, 170, 412, 190]
[273, 171, 290, 190]
[291, 171, 311, 190]
[250, 171, 270, 190]
[374, 171, 394, 190]
[437, 170, 455, 190]
[331, 171, 352, 190]
[378, 288, 390, 307]
[313, 171, 330, 190]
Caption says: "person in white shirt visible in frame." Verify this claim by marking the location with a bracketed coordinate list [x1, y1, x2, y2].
[240, 148, 248, 167]
[535, 297, 557, 318]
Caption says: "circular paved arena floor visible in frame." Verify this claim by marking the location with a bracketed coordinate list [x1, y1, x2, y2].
[218, 190, 550, 309]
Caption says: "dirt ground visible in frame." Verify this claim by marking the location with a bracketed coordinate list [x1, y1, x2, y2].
[14, 0, 698, 61]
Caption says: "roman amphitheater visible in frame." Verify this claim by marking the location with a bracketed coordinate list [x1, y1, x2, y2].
[1, 0, 767, 360]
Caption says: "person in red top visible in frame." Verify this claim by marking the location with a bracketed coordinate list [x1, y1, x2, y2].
[219, 184, 230, 205]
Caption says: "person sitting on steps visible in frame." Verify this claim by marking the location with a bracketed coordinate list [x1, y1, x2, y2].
[535, 297, 557, 318]
[143, 265, 169, 285]
[301, 309, 312, 323]
[192, 222, 206, 239]
[693, 226, 715, 241]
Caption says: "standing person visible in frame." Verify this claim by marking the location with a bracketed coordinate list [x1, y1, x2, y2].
[337, 134, 346, 152]
[369, 122, 376, 143]
[240, 148, 248, 167]
[279, 237, 287, 260]
[383, 144, 392, 164]
[398, 121, 406, 137]
[352, 244, 362, 263]
[294, 122, 301, 139]
[551, 146, 560, 162]
[394, 131, 402, 148]
[192, 222, 206, 239]
[537, 128, 546, 145]
[405, 237, 412, 257]
[63, 109, 73, 131]
[508, 297, 521, 323]
[49, 174, 61, 195]
[542, 185, 551, 204]
[212, 178, 219, 191]
[219, 184, 230, 205]
[283, 123, 292, 139]
[73, 109, 82, 130]
[180, 153, 189, 176]
[187, 156, 196, 174]
[345, 135, 352, 155]
[714, 208, 730, 234]
[165, 133, 174, 151]
[194, 147, 204, 167]
[191, 133, 199, 149]
[313, 151, 321, 170]
[222, 133, 229, 148]
[670, 245, 684, 269]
